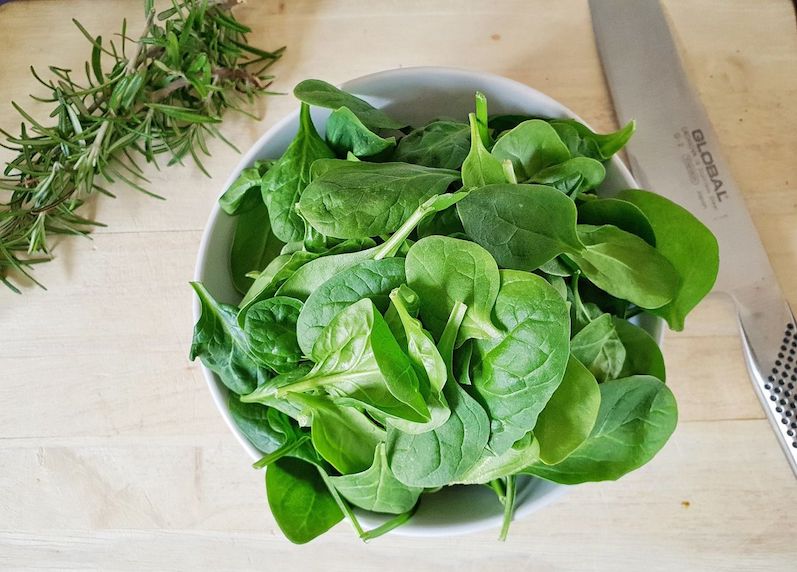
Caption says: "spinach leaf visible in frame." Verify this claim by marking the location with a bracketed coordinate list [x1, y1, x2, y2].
[461, 113, 506, 188]
[549, 119, 635, 161]
[618, 189, 719, 330]
[279, 299, 430, 423]
[219, 159, 273, 215]
[385, 285, 451, 434]
[472, 270, 570, 453]
[613, 317, 666, 380]
[458, 184, 583, 271]
[325, 106, 396, 158]
[190, 282, 259, 395]
[329, 444, 422, 514]
[570, 313, 626, 382]
[230, 201, 283, 294]
[228, 398, 297, 454]
[299, 161, 459, 239]
[416, 202, 464, 238]
[240, 364, 313, 421]
[266, 457, 343, 544]
[288, 393, 384, 474]
[293, 79, 404, 130]
[568, 224, 680, 309]
[405, 235, 502, 342]
[387, 369, 490, 487]
[394, 119, 470, 169]
[260, 103, 335, 242]
[534, 355, 600, 464]
[281, 192, 469, 301]
[455, 432, 540, 485]
[491, 119, 570, 180]
[522, 375, 677, 483]
[296, 258, 406, 356]
[529, 157, 605, 196]
[244, 296, 303, 373]
[244, 238, 373, 311]
[577, 197, 656, 246]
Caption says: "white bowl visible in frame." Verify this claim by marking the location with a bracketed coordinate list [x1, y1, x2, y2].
[194, 67, 661, 537]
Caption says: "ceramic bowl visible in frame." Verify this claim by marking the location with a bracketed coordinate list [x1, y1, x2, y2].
[193, 66, 662, 537]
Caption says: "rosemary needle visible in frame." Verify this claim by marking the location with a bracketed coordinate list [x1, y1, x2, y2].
[0, 0, 285, 293]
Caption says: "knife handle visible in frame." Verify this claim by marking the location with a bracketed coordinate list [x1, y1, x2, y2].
[739, 303, 797, 477]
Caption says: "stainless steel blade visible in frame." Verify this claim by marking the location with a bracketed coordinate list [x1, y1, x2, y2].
[590, 0, 797, 475]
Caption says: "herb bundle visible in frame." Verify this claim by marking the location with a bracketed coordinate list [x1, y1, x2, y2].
[0, 0, 284, 292]
[190, 80, 719, 543]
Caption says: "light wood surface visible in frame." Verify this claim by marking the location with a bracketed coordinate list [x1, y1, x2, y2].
[1, 1, 796, 570]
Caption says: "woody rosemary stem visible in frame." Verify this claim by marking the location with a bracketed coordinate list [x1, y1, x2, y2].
[0, 0, 285, 294]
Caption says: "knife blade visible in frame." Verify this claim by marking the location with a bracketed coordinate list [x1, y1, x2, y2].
[589, 0, 797, 475]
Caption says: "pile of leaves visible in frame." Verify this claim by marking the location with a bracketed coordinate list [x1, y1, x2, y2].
[190, 79, 719, 543]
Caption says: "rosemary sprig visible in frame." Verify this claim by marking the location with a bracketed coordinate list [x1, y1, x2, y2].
[0, 0, 285, 293]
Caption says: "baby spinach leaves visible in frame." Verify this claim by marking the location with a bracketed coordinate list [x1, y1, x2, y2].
[325, 106, 396, 158]
[405, 236, 501, 342]
[491, 119, 570, 180]
[244, 297, 303, 374]
[458, 184, 582, 270]
[261, 103, 335, 242]
[293, 79, 405, 130]
[296, 257, 406, 356]
[568, 224, 680, 309]
[266, 457, 343, 544]
[618, 189, 719, 330]
[472, 270, 570, 453]
[329, 444, 422, 514]
[190, 282, 260, 395]
[299, 161, 459, 239]
[394, 119, 470, 169]
[523, 375, 677, 483]
[280, 299, 430, 423]
[191, 81, 718, 543]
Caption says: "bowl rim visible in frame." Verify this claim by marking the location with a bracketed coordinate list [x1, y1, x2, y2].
[193, 65, 649, 537]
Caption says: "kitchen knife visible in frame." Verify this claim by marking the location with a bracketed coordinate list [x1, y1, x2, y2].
[589, 0, 797, 475]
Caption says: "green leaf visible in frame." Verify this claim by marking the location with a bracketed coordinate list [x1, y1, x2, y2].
[550, 119, 635, 160]
[618, 189, 719, 330]
[296, 258, 406, 356]
[472, 270, 571, 453]
[522, 375, 677, 483]
[230, 201, 282, 294]
[534, 355, 600, 464]
[329, 444, 422, 514]
[220, 160, 273, 215]
[455, 432, 540, 485]
[570, 313, 626, 382]
[530, 157, 605, 196]
[148, 103, 220, 123]
[461, 113, 506, 188]
[266, 457, 343, 544]
[260, 103, 335, 242]
[289, 393, 384, 474]
[613, 317, 666, 381]
[405, 235, 502, 343]
[393, 119, 470, 169]
[189, 282, 259, 395]
[458, 184, 583, 270]
[293, 79, 404, 130]
[387, 371, 490, 488]
[324, 106, 396, 157]
[298, 161, 459, 239]
[243, 297, 303, 374]
[280, 193, 467, 300]
[491, 119, 570, 180]
[577, 197, 656, 246]
[229, 397, 302, 455]
[279, 299, 430, 423]
[568, 224, 680, 309]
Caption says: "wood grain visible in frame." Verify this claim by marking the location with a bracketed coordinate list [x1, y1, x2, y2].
[0, 0, 795, 570]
